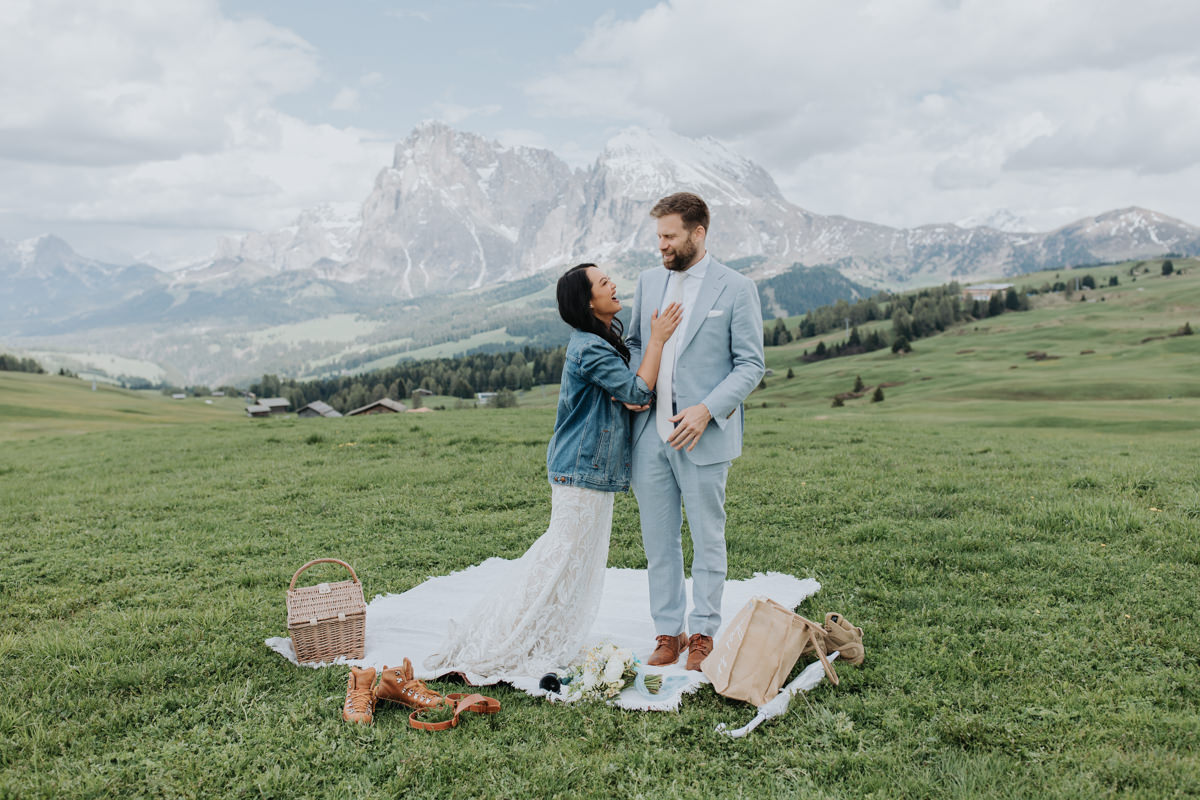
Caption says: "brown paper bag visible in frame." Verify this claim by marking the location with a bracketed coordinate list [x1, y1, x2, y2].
[701, 597, 837, 705]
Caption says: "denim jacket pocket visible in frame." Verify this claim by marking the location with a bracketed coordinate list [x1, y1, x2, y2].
[591, 425, 611, 470]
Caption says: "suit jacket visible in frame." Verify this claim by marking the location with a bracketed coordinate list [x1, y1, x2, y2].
[627, 257, 766, 465]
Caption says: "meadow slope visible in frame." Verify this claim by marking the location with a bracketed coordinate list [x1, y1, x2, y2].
[0, 259, 1197, 798]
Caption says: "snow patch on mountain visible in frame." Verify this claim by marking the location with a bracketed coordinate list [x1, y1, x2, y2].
[956, 209, 1036, 232]
[599, 127, 764, 204]
[213, 202, 361, 274]
[15, 235, 50, 264]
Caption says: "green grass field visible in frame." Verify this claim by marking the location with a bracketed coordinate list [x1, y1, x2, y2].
[0, 372, 244, 441]
[1, 261, 1197, 798]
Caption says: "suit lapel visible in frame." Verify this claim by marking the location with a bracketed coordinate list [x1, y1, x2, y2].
[642, 269, 670, 337]
[678, 264, 728, 355]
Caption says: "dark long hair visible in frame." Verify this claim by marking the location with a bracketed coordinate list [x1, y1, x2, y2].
[556, 263, 631, 364]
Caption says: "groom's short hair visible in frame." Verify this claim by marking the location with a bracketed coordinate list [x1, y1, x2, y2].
[650, 192, 709, 233]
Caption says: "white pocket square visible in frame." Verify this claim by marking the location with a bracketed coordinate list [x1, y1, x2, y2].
[706, 309, 724, 317]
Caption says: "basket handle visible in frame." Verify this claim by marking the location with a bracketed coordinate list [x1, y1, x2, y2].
[289, 558, 360, 590]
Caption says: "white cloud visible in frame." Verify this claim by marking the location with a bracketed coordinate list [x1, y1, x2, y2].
[58, 112, 389, 232]
[0, 110, 389, 245]
[529, 0, 1200, 228]
[1003, 67, 1200, 175]
[0, 0, 318, 166]
[430, 101, 503, 125]
[494, 128, 551, 150]
[385, 9, 432, 23]
[332, 73, 390, 113]
[0, 1, 390, 262]
[331, 87, 361, 111]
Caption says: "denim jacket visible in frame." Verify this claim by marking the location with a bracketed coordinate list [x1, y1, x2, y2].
[546, 330, 654, 492]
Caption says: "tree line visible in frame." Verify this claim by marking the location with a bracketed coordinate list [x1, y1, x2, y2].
[0, 354, 46, 373]
[249, 346, 567, 414]
[765, 281, 1034, 362]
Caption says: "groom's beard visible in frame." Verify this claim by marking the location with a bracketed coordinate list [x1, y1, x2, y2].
[663, 238, 699, 271]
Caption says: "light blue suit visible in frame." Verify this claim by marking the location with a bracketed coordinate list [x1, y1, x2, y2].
[626, 256, 765, 637]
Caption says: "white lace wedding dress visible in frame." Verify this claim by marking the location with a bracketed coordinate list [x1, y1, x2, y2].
[424, 485, 614, 678]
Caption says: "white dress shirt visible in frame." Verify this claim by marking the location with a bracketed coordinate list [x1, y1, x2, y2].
[659, 252, 710, 408]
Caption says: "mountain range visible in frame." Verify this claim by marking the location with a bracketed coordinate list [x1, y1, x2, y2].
[3, 122, 1199, 386]
[211, 122, 1200, 290]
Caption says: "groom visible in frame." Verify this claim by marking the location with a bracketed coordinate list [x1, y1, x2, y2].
[626, 192, 765, 671]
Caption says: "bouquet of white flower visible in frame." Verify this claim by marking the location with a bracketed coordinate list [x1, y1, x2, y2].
[561, 642, 662, 701]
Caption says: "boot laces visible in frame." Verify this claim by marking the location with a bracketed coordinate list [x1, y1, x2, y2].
[346, 686, 373, 713]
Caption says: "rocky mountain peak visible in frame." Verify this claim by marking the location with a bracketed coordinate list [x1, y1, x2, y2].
[1050, 207, 1199, 260]
[211, 202, 361, 275]
[4, 234, 104, 281]
[26, 234, 77, 268]
[595, 127, 783, 205]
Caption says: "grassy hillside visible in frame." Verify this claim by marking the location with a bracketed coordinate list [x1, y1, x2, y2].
[0, 370, 244, 441]
[759, 257, 1199, 414]
[0, 259, 1197, 798]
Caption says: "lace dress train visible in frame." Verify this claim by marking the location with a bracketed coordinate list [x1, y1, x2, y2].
[424, 485, 614, 678]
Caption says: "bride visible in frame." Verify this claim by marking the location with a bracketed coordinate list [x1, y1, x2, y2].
[425, 263, 682, 678]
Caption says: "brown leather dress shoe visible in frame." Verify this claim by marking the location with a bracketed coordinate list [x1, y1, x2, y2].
[685, 634, 713, 671]
[646, 633, 688, 666]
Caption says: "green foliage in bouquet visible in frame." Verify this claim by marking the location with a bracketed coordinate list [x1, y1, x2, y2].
[561, 643, 662, 701]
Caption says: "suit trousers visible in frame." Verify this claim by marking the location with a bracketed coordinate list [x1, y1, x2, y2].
[631, 435, 731, 638]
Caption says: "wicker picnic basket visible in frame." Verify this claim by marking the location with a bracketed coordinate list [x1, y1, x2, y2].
[286, 558, 366, 663]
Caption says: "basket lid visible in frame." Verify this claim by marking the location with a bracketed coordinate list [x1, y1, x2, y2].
[287, 578, 365, 625]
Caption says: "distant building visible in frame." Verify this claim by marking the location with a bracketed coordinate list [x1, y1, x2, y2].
[245, 404, 271, 418]
[260, 397, 291, 414]
[412, 388, 434, 397]
[962, 283, 1013, 303]
[347, 398, 408, 416]
[475, 392, 498, 406]
[171, 393, 186, 399]
[211, 391, 225, 397]
[297, 401, 342, 418]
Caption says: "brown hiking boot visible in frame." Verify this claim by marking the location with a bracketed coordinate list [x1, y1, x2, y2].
[342, 666, 376, 725]
[374, 658, 444, 710]
[646, 633, 688, 666]
[685, 633, 713, 672]
[823, 613, 864, 665]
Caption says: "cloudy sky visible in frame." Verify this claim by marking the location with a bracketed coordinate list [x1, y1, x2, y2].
[3, 0, 1200, 266]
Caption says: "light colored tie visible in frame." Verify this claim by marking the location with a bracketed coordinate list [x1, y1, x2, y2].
[655, 273, 685, 442]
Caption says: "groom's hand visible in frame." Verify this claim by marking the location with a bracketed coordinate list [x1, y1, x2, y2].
[668, 404, 712, 451]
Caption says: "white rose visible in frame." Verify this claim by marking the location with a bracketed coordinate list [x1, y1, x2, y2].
[603, 655, 626, 683]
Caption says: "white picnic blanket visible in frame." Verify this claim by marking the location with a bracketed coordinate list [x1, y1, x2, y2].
[266, 561, 819, 711]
